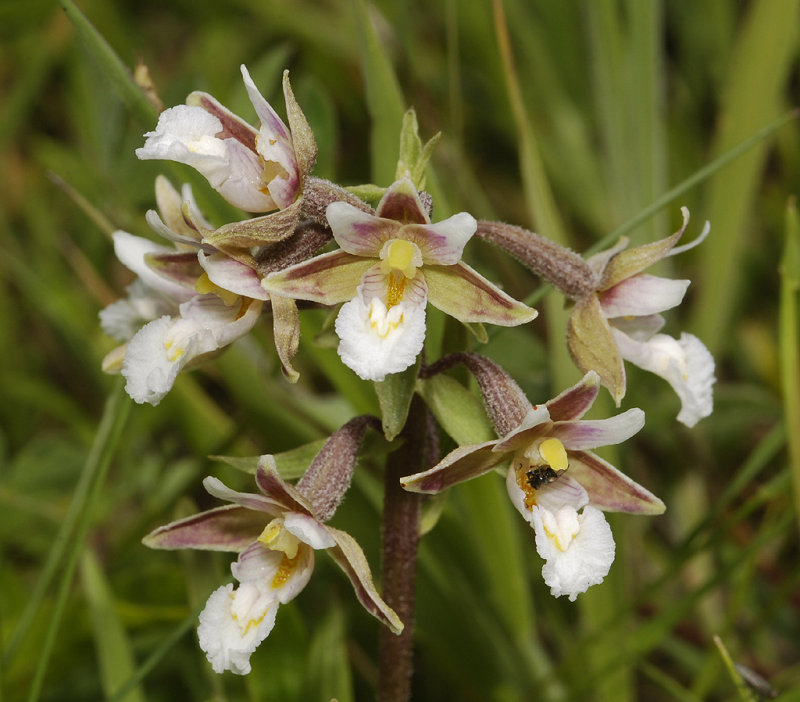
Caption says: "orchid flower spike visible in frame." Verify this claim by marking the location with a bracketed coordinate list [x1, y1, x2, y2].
[144, 443, 400, 675]
[263, 178, 537, 381]
[404, 363, 663, 601]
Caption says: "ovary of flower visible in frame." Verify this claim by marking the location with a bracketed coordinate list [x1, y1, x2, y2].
[258, 518, 301, 559]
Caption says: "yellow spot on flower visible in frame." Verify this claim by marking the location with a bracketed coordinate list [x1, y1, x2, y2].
[513, 460, 538, 510]
[230, 591, 270, 634]
[163, 338, 185, 362]
[368, 299, 404, 337]
[271, 554, 299, 589]
[538, 438, 568, 473]
[385, 271, 407, 309]
[258, 518, 300, 559]
[195, 272, 240, 306]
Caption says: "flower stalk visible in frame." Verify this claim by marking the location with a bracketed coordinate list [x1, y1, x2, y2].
[378, 397, 437, 702]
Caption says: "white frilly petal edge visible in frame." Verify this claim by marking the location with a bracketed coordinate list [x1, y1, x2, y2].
[99, 279, 174, 342]
[121, 299, 261, 405]
[198, 582, 278, 675]
[334, 294, 427, 382]
[121, 316, 209, 405]
[534, 505, 615, 602]
[613, 329, 715, 428]
[136, 105, 228, 176]
[506, 470, 613, 601]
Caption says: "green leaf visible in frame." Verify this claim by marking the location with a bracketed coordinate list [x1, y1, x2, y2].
[374, 357, 420, 441]
[80, 549, 146, 702]
[212, 440, 327, 479]
[416, 374, 493, 446]
[303, 605, 354, 702]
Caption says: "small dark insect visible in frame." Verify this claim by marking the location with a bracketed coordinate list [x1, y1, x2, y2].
[734, 663, 778, 700]
[526, 466, 563, 490]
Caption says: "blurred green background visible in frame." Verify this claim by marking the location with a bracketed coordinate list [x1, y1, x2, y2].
[2, 0, 800, 700]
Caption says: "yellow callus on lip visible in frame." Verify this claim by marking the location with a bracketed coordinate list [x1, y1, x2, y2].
[538, 438, 568, 473]
[381, 239, 419, 278]
[258, 518, 300, 559]
[195, 272, 240, 306]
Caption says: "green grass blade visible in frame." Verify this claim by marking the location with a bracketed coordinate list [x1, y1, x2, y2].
[80, 549, 146, 702]
[108, 610, 201, 702]
[354, 0, 406, 185]
[781, 198, 800, 536]
[4, 381, 128, 666]
[59, 0, 158, 126]
[690, 0, 800, 354]
[492, 0, 575, 393]
[26, 380, 131, 702]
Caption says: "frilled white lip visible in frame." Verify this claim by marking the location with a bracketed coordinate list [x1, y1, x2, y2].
[506, 471, 615, 601]
[335, 294, 427, 381]
[612, 329, 715, 428]
[121, 297, 262, 405]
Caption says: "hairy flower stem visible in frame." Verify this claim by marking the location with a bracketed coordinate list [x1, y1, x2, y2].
[476, 219, 597, 300]
[302, 176, 375, 225]
[378, 397, 437, 702]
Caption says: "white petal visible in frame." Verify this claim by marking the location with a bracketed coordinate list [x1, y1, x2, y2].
[197, 582, 278, 675]
[232, 542, 315, 605]
[199, 251, 270, 301]
[136, 105, 275, 212]
[532, 505, 615, 601]
[136, 105, 228, 172]
[121, 315, 215, 405]
[283, 512, 337, 550]
[335, 295, 426, 381]
[613, 329, 715, 427]
[600, 274, 689, 318]
[179, 296, 263, 346]
[611, 314, 665, 342]
[99, 280, 174, 341]
[112, 231, 194, 301]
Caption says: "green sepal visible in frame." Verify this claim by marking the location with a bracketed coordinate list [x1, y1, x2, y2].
[211, 440, 327, 479]
[567, 295, 626, 405]
[202, 199, 302, 249]
[374, 356, 421, 441]
[282, 70, 318, 178]
[395, 108, 441, 190]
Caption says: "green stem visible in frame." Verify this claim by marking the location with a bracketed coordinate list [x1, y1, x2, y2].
[378, 397, 434, 702]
